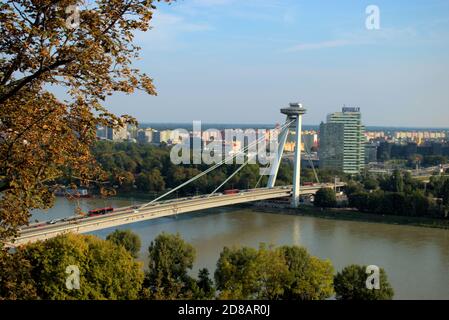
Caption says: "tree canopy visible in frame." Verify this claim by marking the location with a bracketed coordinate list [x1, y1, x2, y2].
[314, 188, 337, 208]
[106, 229, 141, 258]
[1, 231, 397, 301]
[277, 246, 334, 300]
[1, 233, 144, 299]
[347, 171, 447, 218]
[214, 244, 334, 300]
[334, 264, 394, 300]
[0, 0, 170, 242]
[143, 232, 197, 300]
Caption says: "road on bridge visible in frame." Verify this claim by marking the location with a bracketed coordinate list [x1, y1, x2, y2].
[7, 183, 345, 247]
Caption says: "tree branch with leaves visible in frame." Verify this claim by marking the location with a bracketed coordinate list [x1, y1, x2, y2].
[0, 0, 172, 242]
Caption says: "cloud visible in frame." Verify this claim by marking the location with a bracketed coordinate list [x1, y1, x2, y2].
[284, 27, 420, 52]
[282, 11, 296, 25]
[190, 0, 236, 6]
[151, 12, 211, 32]
[285, 39, 354, 52]
[173, 0, 291, 23]
[135, 12, 212, 51]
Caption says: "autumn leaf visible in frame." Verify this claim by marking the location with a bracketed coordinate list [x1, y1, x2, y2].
[0, 0, 173, 243]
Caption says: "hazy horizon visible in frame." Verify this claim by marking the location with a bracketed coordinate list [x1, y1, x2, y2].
[137, 121, 449, 131]
[84, 0, 449, 127]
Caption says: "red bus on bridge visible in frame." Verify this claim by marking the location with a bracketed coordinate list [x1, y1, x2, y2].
[223, 189, 240, 195]
[88, 206, 114, 217]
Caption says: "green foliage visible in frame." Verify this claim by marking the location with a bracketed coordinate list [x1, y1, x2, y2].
[0, 249, 37, 300]
[214, 244, 334, 300]
[347, 171, 444, 218]
[214, 246, 260, 299]
[276, 163, 293, 185]
[92, 141, 270, 195]
[135, 169, 165, 192]
[91, 141, 350, 195]
[278, 246, 334, 300]
[195, 268, 216, 300]
[345, 181, 364, 197]
[4, 232, 409, 301]
[391, 170, 404, 192]
[106, 229, 142, 258]
[334, 264, 394, 300]
[422, 155, 448, 167]
[363, 177, 379, 190]
[314, 188, 337, 208]
[4, 233, 144, 300]
[428, 176, 449, 207]
[313, 168, 347, 184]
[349, 190, 433, 217]
[144, 232, 196, 299]
[443, 179, 449, 207]
[377, 170, 422, 194]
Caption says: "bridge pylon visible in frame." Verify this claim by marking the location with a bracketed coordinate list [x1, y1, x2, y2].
[267, 102, 306, 208]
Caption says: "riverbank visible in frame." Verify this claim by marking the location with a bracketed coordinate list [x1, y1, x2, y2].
[254, 205, 449, 230]
[54, 191, 449, 230]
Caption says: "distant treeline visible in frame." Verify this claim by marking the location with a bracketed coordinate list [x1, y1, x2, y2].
[343, 171, 449, 219]
[377, 141, 449, 165]
[63, 141, 344, 196]
[59, 141, 449, 220]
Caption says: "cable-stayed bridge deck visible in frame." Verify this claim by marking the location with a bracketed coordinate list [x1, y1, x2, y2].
[8, 184, 344, 247]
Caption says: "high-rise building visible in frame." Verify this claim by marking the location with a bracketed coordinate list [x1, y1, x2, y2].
[365, 143, 378, 164]
[159, 130, 173, 144]
[319, 107, 365, 174]
[106, 125, 128, 141]
[152, 130, 161, 144]
[302, 133, 318, 152]
[96, 126, 107, 140]
[319, 122, 345, 171]
[127, 123, 138, 139]
[96, 118, 130, 142]
[285, 132, 318, 153]
[136, 128, 154, 144]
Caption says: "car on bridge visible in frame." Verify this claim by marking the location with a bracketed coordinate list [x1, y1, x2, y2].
[210, 193, 223, 197]
[32, 222, 47, 228]
[62, 215, 83, 222]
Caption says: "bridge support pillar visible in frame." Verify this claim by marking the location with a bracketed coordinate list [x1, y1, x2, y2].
[291, 109, 304, 208]
[267, 103, 306, 208]
[267, 116, 289, 188]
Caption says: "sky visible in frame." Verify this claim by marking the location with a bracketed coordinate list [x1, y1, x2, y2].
[103, 0, 449, 127]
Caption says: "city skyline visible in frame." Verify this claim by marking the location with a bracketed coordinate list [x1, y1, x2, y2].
[137, 121, 449, 130]
[3, 0, 449, 304]
[94, 0, 449, 127]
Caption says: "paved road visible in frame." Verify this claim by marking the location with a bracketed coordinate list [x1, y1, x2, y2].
[8, 184, 344, 247]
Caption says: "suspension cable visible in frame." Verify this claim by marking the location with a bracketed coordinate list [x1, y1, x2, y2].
[208, 158, 252, 196]
[254, 150, 292, 189]
[211, 123, 296, 195]
[138, 119, 295, 209]
[303, 139, 320, 184]
[254, 172, 265, 189]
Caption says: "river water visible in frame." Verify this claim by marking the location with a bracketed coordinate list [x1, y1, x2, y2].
[31, 196, 449, 300]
